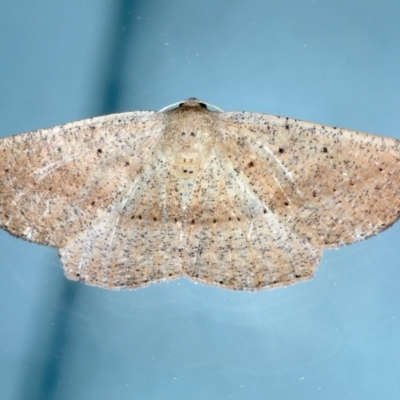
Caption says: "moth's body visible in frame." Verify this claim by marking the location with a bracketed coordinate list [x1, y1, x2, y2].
[165, 100, 218, 210]
[1, 98, 400, 291]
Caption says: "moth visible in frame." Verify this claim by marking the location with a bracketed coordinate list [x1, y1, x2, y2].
[1, 98, 399, 290]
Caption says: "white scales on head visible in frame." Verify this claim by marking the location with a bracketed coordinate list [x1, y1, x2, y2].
[1, 98, 400, 290]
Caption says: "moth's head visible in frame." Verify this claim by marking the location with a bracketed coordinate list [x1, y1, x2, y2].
[159, 98, 223, 113]
[178, 98, 208, 110]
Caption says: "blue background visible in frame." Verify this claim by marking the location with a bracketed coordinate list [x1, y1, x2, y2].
[1, 1, 400, 399]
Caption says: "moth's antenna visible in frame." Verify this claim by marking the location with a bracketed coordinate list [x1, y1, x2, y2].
[201, 101, 224, 112]
[159, 101, 183, 112]
[159, 99, 224, 112]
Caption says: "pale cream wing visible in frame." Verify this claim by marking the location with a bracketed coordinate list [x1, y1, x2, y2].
[218, 112, 400, 248]
[182, 148, 322, 290]
[0, 111, 166, 248]
[60, 148, 184, 289]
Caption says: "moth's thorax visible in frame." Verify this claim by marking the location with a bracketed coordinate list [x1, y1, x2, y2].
[164, 104, 218, 207]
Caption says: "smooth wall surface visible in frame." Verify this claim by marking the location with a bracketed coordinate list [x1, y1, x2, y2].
[1, 1, 400, 399]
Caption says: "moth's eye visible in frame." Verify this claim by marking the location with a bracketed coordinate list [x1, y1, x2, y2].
[178, 103, 185, 108]
[199, 102, 207, 109]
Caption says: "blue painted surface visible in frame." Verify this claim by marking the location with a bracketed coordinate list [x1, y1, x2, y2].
[1, 1, 400, 399]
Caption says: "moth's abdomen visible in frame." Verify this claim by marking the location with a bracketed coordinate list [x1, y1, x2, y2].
[167, 117, 215, 206]
[173, 155, 203, 209]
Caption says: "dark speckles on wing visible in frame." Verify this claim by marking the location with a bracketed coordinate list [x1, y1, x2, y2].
[220, 110, 400, 254]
